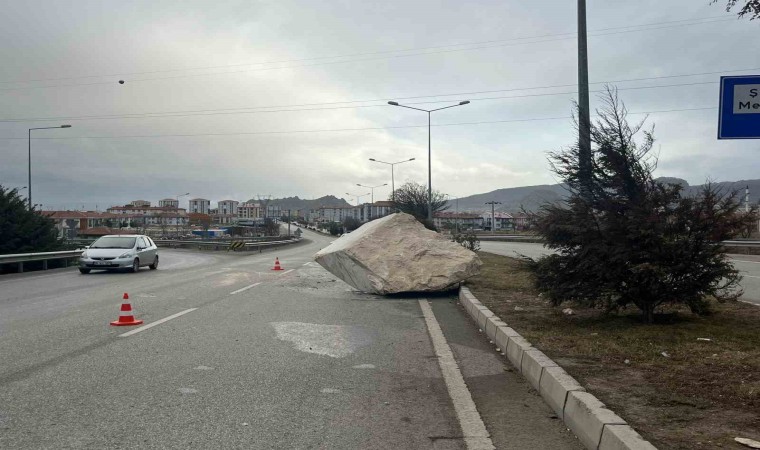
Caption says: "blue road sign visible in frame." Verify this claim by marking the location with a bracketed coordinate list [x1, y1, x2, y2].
[718, 75, 760, 139]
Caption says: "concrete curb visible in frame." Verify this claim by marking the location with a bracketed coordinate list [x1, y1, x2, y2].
[458, 286, 657, 450]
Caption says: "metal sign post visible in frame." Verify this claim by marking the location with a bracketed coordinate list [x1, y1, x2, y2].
[718, 75, 760, 139]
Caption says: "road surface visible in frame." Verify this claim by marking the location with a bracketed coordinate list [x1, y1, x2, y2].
[0, 230, 580, 449]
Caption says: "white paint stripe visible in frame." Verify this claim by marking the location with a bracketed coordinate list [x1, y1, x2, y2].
[733, 259, 760, 265]
[230, 282, 262, 295]
[418, 300, 495, 450]
[280, 269, 294, 275]
[743, 274, 760, 279]
[740, 300, 760, 307]
[118, 308, 198, 338]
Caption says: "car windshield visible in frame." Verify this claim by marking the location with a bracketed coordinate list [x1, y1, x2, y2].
[90, 237, 137, 249]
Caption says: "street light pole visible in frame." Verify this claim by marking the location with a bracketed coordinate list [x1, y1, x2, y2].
[578, 0, 592, 198]
[356, 183, 388, 219]
[369, 157, 415, 208]
[175, 192, 190, 236]
[346, 192, 370, 205]
[388, 100, 470, 223]
[485, 201, 502, 235]
[28, 125, 72, 210]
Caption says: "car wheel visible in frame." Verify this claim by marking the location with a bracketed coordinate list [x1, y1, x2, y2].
[79, 268, 90, 274]
[131, 258, 140, 273]
[149, 256, 158, 270]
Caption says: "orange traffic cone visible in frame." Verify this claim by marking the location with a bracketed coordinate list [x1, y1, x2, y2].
[272, 257, 284, 271]
[110, 293, 144, 326]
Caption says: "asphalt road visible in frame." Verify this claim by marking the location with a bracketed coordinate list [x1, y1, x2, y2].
[480, 241, 760, 306]
[0, 230, 580, 449]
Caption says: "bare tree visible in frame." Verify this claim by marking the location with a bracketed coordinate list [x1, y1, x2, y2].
[712, 0, 760, 19]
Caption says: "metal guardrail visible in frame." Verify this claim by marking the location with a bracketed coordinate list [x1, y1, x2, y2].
[0, 237, 303, 274]
[153, 237, 302, 251]
[0, 250, 83, 273]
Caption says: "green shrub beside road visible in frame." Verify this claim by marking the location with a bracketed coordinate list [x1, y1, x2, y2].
[0, 185, 62, 255]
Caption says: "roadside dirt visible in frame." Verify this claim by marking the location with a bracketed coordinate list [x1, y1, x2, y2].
[467, 251, 760, 450]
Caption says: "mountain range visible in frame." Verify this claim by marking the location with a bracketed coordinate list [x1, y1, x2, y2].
[250, 179, 760, 214]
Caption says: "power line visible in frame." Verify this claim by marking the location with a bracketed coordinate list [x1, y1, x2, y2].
[0, 106, 716, 141]
[0, 65, 754, 124]
[0, 16, 735, 93]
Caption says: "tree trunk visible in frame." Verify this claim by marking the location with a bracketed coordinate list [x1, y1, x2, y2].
[642, 304, 654, 324]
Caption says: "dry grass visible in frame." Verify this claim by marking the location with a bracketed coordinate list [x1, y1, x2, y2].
[467, 251, 760, 450]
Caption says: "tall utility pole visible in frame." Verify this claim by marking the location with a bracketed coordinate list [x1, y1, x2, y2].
[485, 201, 502, 235]
[578, 0, 592, 198]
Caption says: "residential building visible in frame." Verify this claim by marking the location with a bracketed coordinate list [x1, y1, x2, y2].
[481, 211, 515, 231]
[359, 201, 394, 221]
[107, 205, 189, 227]
[266, 204, 282, 219]
[238, 202, 263, 220]
[158, 198, 179, 208]
[512, 213, 532, 230]
[188, 198, 210, 215]
[310, 206, 360, 224]
[129, 200, 151, 207]
[434, 212, 485, 231]
[218, 200, 239, 216]
[210, 201, 239, 225]
[44, 210, 119, 239]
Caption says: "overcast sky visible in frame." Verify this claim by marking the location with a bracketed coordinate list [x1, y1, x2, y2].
[0, 0, 758, 210]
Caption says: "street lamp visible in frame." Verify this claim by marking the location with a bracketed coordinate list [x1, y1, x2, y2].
[388, 100, 470, 222]
[346, 192, 370, 205]
[485, 201, 502, 235]
[28, 125, 72, 210]
[175, 193, 190, 236]
[356, 183, 388, 220]
[369, 157, 415, 206]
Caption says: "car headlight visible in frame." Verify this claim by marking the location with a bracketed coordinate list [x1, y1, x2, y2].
[118, 251, 134, 258]
[80, 251, 88, 259]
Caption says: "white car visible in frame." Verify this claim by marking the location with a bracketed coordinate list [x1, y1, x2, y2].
[79, 235, 159, 274]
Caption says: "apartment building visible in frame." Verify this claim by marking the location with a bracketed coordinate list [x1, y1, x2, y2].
[188, 198, 211, 215]
[238, 202, 263, 220]
[107, 205, 189, 226]
[129, 200, 151, 207]
[158, 198, 179, 208]
[481, 211, 515, 231]
[433, 212, 485, 231]
[44, 210, 119, 239]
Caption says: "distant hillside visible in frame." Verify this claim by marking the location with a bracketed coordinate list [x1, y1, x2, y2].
[246, 195, 352, 212]
[449, 178, 760, 213]
[450, 184, 568, 212]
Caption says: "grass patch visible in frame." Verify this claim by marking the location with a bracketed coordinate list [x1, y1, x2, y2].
[467, 252, 760, 450]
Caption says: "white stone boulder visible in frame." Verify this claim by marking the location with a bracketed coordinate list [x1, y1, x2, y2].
[314, 213, 482, 294]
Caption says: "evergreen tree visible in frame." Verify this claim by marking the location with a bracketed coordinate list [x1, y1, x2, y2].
[530, 88, 751, 323]
[0, 185, 62, 254]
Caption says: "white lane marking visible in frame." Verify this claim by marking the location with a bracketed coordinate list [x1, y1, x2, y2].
[119, 308, 198, 338]
[230, 282, 262, 295]
[744, 275, 760, 279]
[418, 300, 495, 450]
[733, 259, 760, 265]
[352, 364, 376, 369]
[280, 269, 294, 275]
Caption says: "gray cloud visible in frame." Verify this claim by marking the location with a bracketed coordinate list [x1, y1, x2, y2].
[1, 0, 758, 210]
